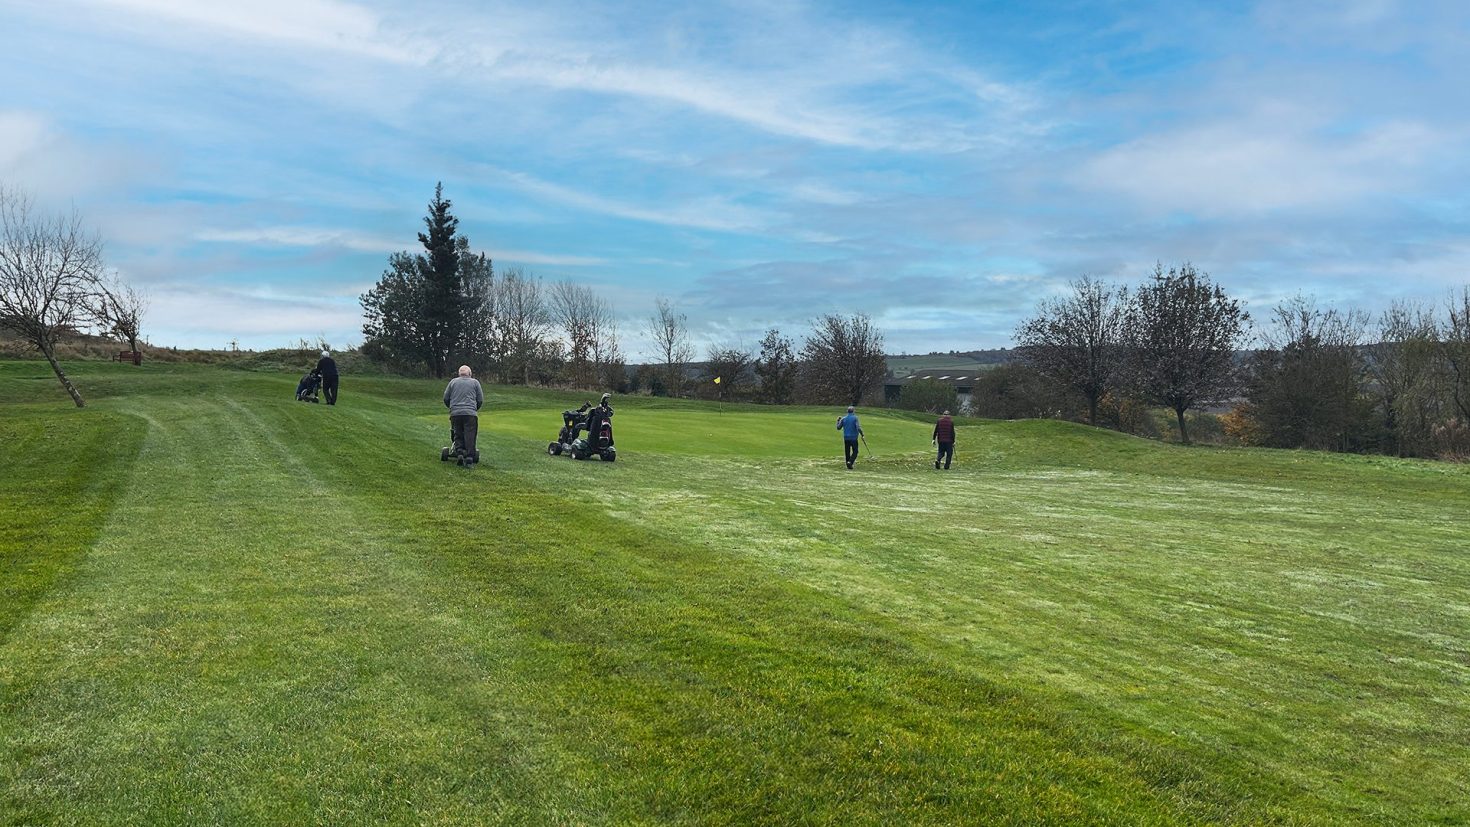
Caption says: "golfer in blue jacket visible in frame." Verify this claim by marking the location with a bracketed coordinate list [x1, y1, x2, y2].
[837, 406, 863, 469]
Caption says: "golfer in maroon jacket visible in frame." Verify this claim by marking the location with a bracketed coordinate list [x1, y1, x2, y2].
[932, 410, 955, 469]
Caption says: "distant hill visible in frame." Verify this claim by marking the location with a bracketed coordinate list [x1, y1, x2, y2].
[886, 349, 1016, 377]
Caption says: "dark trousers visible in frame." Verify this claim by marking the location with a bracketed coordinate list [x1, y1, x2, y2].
[322, 375, 339, 405]
[936, 441, 953, 469]
[451, 414, 479, 459]
[844, 439, 859, 467]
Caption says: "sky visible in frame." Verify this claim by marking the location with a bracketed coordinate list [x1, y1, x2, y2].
[2, 0, 1468, 356]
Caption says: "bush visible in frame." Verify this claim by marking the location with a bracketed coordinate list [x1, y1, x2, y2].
[894, 379, 959, 414]
[1430, 420, 1470, 462]
[1155, 410, 1226, 445]
[969, 363, 1078, 420]
[1220, 404, 1265, 446]
[1096, 392, 1158, 438]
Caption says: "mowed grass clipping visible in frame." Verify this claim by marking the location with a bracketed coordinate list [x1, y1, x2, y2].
[1, 361, 1468, 825]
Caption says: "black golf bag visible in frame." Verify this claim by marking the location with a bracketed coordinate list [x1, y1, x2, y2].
[296, 370, 322, 403]
[570, 406, 615, 462]
[548, 403, 591, 456]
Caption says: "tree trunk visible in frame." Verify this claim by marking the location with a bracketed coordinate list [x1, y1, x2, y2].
[1175, 406, 1189, 444]
[40, 343, 86, 408]
[1087, 394, 1099, 427]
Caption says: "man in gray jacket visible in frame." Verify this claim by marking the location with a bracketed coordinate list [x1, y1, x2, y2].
[443, 365, 484, 467]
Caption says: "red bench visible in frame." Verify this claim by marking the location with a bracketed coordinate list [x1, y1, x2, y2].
[115, 350, 142, 365]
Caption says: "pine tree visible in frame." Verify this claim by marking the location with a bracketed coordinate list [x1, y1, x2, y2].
[361, 183, 491, 378]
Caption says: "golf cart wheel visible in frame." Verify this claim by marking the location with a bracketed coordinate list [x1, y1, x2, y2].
[548, 442, 562, 456]
[602, 451, 616, 462]
[440, 447, 452, 462]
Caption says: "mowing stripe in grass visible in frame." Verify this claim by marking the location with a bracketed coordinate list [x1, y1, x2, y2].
[3, 362, 1468, 824]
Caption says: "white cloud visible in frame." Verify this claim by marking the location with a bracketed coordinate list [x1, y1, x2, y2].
[195, 225, 608, 266]
[1079, 113, 1443, 216]
[481, 167, 769, 233]
[80, 0, 422, 63]
[146, 283, 363, 348]
[0, 111, 149, 201]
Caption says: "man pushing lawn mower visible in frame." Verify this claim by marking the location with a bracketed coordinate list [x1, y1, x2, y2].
[441, 365, 483, 468]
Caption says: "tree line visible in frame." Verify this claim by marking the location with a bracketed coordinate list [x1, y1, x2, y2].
[1014, 264, 1470, 460]
[361, 184, 891, 405]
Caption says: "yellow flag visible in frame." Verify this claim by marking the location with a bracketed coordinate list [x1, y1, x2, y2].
[714, 376, 722, 384]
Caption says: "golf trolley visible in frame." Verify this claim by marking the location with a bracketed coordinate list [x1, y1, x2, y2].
[295, 370, 322, 403]
[547, 401, 616, 462]
[440, 439, 480, 466]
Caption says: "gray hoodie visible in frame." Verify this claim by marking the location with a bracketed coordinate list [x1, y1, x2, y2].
[443, 376, 484, 417]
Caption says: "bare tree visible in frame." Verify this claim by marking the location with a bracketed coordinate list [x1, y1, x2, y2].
[1371, 300, 1443, 456]
[754, 327, 797, 404]
[799, 313, 887, 406]
[1124, 263, 1250, 444]
[589, 301, 625, 392]
[1014, 276, 1128, 426]
[496, 267, 552, 385]
[646, 296, 694, 396]
[1245, 296, 1372, 451]
[0, 188, 106, 406]
[703, 343, 754, 401]
[94, 275, 149, 356]
[1444, 287, 1470, 425]
[551, 280, 601, 388]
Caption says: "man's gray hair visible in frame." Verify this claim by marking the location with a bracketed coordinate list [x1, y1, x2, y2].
[458, 365, 472, 377]
[321, 350, 330, 357]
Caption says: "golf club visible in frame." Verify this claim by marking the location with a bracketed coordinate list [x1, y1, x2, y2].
[860, 433, 874, 460]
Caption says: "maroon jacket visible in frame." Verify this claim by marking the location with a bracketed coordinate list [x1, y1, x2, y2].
[932, 415, 955, 444]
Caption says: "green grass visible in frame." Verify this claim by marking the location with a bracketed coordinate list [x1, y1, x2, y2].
[2, 361, 1468, 825]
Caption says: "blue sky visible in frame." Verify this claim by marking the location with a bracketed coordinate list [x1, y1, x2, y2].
[2, 0, 1468, 355]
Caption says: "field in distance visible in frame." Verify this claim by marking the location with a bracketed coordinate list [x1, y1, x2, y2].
[3, 361, 1467, 824]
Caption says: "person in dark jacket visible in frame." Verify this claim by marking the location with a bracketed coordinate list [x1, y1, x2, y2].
[315, 350, 340, 405]
[932, 409, 955, 470]
[836, 406, 863, 469]
[443, 365, 484, 467]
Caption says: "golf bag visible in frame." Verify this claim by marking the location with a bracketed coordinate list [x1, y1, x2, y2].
[571, 406, 615, 462]
[296, 370, 322, 403]
[547, 402, 615, 461]
[548, 403, 592, 456]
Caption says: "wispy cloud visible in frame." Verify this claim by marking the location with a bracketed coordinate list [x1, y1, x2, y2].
[81, 0, 422, 62]
[481, 167, 770, 233]
[196, 226, 607, 266]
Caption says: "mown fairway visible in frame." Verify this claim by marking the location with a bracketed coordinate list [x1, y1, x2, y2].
[2, 362, 1468, 825]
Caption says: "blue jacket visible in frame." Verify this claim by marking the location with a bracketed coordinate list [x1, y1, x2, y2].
[837, 413, 863, 440]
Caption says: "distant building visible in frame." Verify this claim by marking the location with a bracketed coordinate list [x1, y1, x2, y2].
[883, 372, 986, 411]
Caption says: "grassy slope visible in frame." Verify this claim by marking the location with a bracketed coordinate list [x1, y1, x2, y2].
[2, 361, 1467, 825]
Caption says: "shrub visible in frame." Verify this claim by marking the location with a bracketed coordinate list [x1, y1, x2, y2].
[894, 379, 959, 414]
[1430, 420, 1470, 462]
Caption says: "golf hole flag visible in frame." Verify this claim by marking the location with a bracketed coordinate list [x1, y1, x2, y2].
[714, 377, 721, 385]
